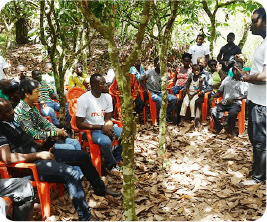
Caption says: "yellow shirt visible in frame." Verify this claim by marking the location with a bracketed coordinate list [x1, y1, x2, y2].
[68, 73, 87, 90]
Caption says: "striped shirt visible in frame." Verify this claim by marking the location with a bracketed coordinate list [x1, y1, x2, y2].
[14, 99, 58, 140]
[39, 80, 54, 102]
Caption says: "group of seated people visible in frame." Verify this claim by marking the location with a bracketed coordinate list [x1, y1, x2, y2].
[0, 31, 250, 220]
[0, 63, 123, 220]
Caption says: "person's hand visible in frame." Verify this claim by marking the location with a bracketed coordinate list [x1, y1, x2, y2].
[56, 128, 68, 137]
[226, 98, 235, 105]
[102, 125, 115, 141]
[40, 101, 48, 109]
[198, 90, 205, 97]
[37, 151, 55, 160]
[233, 66, 247, 80]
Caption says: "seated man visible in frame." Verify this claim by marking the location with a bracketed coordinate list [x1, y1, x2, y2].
[0, 178, 34, 221]
[193, 57, 213, 128]
[210, 60, 248, 136]
[68, 63, 87, 90]
[0, 98, 120, 221]
[76, 74, 122, 175]
[13, 65, 27, 83]
[139, 57, 177, 122]
[31, 70, 60, 126]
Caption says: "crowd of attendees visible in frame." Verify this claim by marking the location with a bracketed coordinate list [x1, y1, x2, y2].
[0, 7, 266, 221]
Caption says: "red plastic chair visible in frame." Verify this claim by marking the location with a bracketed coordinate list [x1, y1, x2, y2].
[201, 92, 212, 121]
[0, 161, 63, 220]
[66, 87, 86, 103]
[109, 74, 139, 120]
[70, 115, 122, 175]
[210, 97, 246, 135]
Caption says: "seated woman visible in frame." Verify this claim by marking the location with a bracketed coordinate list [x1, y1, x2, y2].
[172, 53, 192, 95]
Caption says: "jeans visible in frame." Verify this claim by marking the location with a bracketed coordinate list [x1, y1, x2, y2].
[247, 101, 266, 183]
[151, 92, 177, 119]
[34, 149, 106, 221]
[41, 106, 59, 125]
[171, 85, 183, 95]
[0, 178, 34, 221]
[91, 126, 123, 169]
[211, 102, 241, 133]
[55, 138, 83, 179]
[46, 100, 60, 111]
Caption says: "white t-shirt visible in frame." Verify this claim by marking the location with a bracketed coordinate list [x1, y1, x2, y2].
[0, 56, 8, 80]
[188, 44, 210, 64]
[247, 38, 266, 106]
[106, 69, 115, 84]
[76, 91, 113, 125]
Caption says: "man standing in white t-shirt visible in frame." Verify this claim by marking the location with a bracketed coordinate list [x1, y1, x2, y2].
[0, 56, 8, 80]
[235, 8, 266, 185]
[76, 73, 122, 174]
[188, 34, 210, 65]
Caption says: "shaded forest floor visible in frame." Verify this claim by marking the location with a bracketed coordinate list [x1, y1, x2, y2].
[33, 120, 266, 221]
[4, 44, 266, 221]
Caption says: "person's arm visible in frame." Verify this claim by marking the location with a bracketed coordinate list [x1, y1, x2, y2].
[76, 117, 103, 130]
[15, 110, 58, 140]
[217, 48, 223, 63]
[235, 66, 266, 84]
[0, 145, 55, 165]
[203, 73, 213, 93]
[205, 54, 209, 65]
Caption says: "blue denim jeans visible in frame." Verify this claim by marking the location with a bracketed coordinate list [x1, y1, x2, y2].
[151, 92, 177, 118]
[248, 100, 266, 182]
[55, 138, 83, 179]
[91, 126, 122, 169]
[46, 100, 60, 111]
[41, 106, 59, 125]
[34, 149, 106, 221]
[171, 85, 183, 95]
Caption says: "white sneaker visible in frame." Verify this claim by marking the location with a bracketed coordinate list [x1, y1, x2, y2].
[110, 165, 121, 176]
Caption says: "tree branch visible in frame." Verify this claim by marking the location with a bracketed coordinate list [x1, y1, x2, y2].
[124, 1, 153, 72]
[76, 1, 112, 41]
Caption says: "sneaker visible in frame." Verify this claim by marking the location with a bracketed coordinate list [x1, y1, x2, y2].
[238, 179, 262, 187]
[110, 165, 121, 176]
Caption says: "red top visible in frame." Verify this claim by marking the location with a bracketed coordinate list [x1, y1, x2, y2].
[175, 66, 192, 87]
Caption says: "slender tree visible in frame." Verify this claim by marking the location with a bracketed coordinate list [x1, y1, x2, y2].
[157, 1, 179, 165]
[77, 1, 152, 220]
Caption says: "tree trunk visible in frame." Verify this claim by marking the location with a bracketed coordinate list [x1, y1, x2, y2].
[82, 19, 88, 74]
[238, 21, 250, 50]
[15, 17, 28, 44]
[158, 1, 179, 168]
[209, 16, 216, 58]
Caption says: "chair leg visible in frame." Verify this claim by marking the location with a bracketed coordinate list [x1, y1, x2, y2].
[90, 145, 102, 175]
[39, 182, 51, 220]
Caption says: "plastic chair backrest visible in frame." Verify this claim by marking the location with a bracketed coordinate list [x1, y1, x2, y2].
[66, 87, 86, 102]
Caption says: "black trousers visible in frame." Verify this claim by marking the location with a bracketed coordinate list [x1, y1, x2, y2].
[211, 102, 241, 133]
[248, 101, 266, 182]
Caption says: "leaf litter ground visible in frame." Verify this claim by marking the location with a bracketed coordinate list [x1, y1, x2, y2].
[35, 121, 266, 221]
[5, 44, 265, 221]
